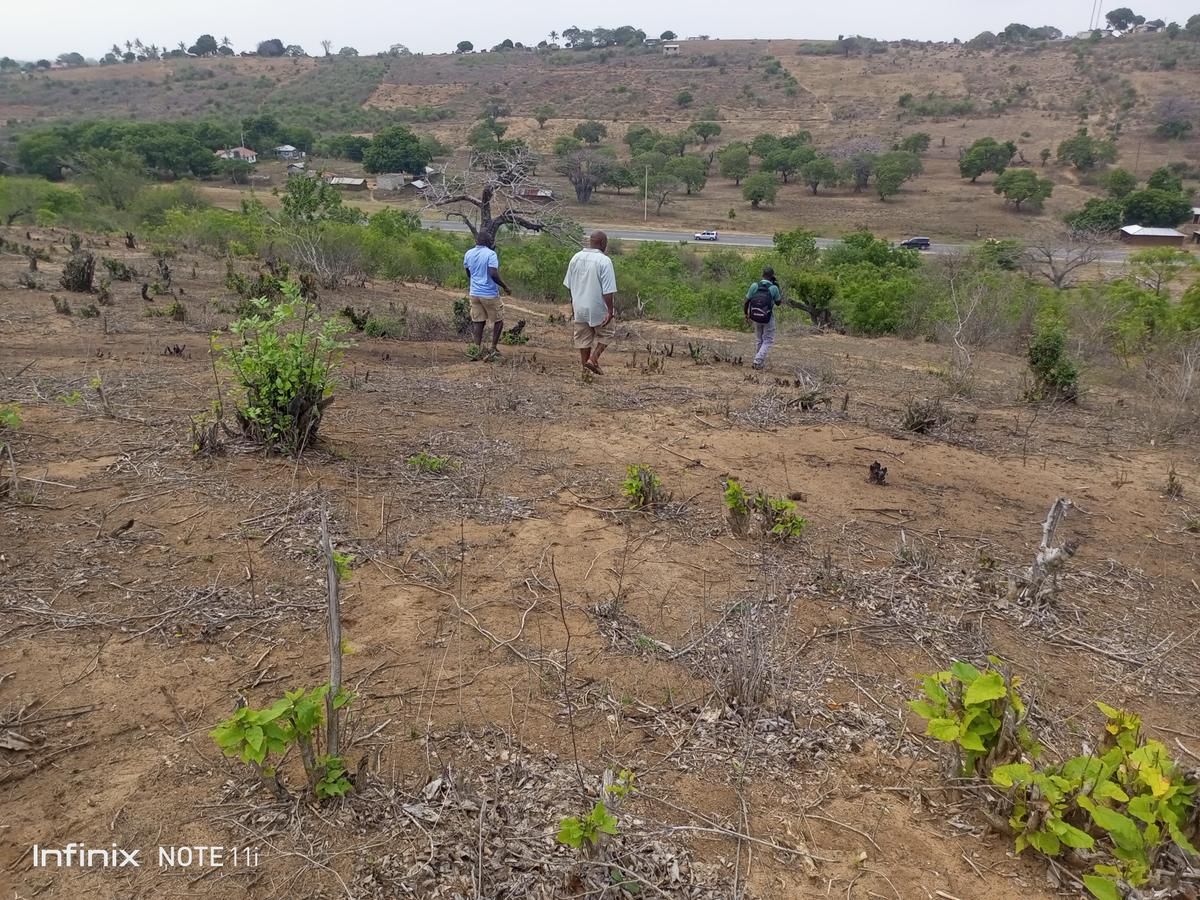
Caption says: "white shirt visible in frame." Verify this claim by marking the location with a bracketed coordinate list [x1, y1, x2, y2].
[563, 248, 617, 326]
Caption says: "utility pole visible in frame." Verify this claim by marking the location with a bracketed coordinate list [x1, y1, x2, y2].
[643, 165, 649, 222]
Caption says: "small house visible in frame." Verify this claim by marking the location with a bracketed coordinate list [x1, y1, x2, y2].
[215, 147, 258, 164]
[373, 173, 408, 193]
[1119, 225, 1186, 247]
[326, 176, 368, 191]
[286, 162, 307, 175]
[274, 144, 306, 161]
[662, 44, 680, 56]
[518, 187, 555, 203]
[1191, 207, 1200, 225]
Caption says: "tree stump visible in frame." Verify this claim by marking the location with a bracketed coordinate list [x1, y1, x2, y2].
[59, 251, 95, 293]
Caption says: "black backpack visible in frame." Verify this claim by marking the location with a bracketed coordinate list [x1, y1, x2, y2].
[747, 281, 775, 323]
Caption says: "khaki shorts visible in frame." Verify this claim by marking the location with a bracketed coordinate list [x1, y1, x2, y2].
[469, 296, 503, 324]
[573, 321, 615, 350]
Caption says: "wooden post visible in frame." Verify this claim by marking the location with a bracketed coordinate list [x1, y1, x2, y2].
[320, 503, 342, 757]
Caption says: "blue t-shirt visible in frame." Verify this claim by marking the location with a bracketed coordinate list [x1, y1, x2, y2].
[464, 245, 500, 298]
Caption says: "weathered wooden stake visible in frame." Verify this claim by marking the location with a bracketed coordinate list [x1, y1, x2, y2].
[321, 502, 342, 757]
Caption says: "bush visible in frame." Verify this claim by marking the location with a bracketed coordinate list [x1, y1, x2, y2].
[1027, 323, 1079, 401]
[220, 282, 350, 453]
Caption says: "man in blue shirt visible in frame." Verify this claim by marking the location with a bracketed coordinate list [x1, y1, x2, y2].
[463, 231, 511, 358]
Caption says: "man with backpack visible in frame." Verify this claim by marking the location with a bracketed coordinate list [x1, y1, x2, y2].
[744, 267, 782, 370]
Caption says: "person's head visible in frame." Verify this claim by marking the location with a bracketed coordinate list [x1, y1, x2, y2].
[588, 230, 608, 253]
[476, 230, 494, 248]
[762, 266, 776, 284]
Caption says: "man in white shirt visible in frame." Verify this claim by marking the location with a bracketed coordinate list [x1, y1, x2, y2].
[563, 230, 617, 375]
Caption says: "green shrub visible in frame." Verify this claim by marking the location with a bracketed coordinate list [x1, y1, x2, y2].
[1027, 324, 1079, 401]
[219, 281, 350, 453]
[622, 464, 665, 509]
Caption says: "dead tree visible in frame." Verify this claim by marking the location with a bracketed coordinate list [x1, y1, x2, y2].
[59, 251, 95, 292]
[1015, 498, 1078, 605]
[423, 146, 580, 242]
[1023, 227, 1109, 290]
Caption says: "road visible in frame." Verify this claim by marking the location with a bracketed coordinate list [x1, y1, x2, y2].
[422, 219, 1142, 262]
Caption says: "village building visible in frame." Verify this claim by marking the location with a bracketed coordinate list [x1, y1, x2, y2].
[1118, 225, 1186, 247]
[214, 147, 258, 163]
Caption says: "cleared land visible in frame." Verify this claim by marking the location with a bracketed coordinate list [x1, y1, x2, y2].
[1, 224, 1198, 898]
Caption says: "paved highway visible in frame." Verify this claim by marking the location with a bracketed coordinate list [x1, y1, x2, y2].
[422, 218, 1142, 262]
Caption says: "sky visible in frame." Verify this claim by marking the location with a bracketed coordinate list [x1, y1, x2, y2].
[3, 0, 1198, 60]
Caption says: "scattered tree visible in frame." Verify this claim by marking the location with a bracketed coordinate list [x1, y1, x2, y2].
[1102, 168, 1137, 198]
[717, 145, 751, 185]
[692, 122, 722, 145]
[1056, 128, 1117, 171]
[1039, 148, 1052, 166]
[1128, 247, 1195, 296]
[190, 34, 218, 56]
[1105, 7, 1141, 32]
[337, 46, 359, 57]
[77, 149, 147, 210]
[555, 149, 613, 203]
[959, 137, 1015, 182]
[874, 150, 922, 201]
[994, 169, 1054, 211]
[800, 155, 839, 195]
[1024, 227, 1109, 289]
[1146, 166, 1184, 194]
[424, 146, 575, 241]
[362, 125, 431, 174]
[573, 121, 608, 144]
[898, 132, 932, 155]
[661, 30, 677, 40]
[257, 39, 286, 57]
[1122, 189, 1191, 227]
[1154, 96, 1197, 140]
[321, 39, 333, 56]
[1064, 197, 1125, 232]
[676, 90, 694, 108]
[643, 173, 682, 215]
[533, 104, 555, 128]
[666, 155, 708, 195]
[742, 172, 778, 208]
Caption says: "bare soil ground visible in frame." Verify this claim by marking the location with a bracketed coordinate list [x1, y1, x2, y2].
[1, 227, 1198, 898]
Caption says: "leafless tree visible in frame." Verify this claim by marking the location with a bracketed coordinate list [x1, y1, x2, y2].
[423, 146, 579, 242]
[1023, 227, 1110, 289]
[320, 39, 333, 57]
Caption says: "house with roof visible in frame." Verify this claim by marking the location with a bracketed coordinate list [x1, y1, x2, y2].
[1191, 207, 1200, 225]
[274, 145, 306, 161]
[662, 43, 680, 56]
[215, 147, 258, 164]
[325, 175, 368, 191]
[1119, 225, 1186, 247]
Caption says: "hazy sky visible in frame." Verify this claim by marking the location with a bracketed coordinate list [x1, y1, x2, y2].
[4, 0, 1198, 59]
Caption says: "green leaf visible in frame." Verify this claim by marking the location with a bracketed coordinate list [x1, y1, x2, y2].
[958, 729, 988, 752]
[1168, 822, 1199, 856]
[1126, 794, 1156, 825]
[1082, 800, 1142, 852]
[921, 676, 948, 705]
[1094, 701, 1121, 720]
[557, 817, 585, 849]
[925, 718, 961, 742]
[963, 671, 1007, 705]
[1083, 874, 1121, 900]
[1028, 829, 1062, 856]
[244, 724, 264, 752]
[1049, 819, 1095, 849]
[907, 700, 938, 720]
[992, 763, 1033, 788]
[1094, 780, 1130, 804]
[950, 660, 981, 684]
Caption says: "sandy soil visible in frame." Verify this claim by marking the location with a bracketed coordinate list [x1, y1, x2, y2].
[1, 226, 1198, 899]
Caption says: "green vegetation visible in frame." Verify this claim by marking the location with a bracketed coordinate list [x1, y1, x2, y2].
[218, 282, 350, 453]
[406, 451, 453, 474]
[621, 464, 665, 509]
[210, 682, 354, 801]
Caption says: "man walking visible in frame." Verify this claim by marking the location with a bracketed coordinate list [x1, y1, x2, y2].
[463, 231, 511, 359]
[744, 266, 782, 370]
[563, 230, 617, 375]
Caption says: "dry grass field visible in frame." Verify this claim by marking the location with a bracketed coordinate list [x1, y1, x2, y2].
[1, 223, 1198, 898]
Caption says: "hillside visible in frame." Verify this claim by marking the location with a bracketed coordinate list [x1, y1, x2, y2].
[3, 35, 1200, 238]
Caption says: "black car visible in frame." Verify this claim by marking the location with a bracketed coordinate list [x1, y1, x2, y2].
[899, 236, 931, 250]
